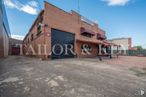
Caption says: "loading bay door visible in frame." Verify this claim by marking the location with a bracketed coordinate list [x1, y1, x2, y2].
[51, 28, 75, 59]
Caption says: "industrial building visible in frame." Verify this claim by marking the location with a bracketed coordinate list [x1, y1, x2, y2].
[23, 1, 117, 59]
[0, 0, 10, 58]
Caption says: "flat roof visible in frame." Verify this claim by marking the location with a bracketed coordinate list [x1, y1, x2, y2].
[109, 37, 131, 41]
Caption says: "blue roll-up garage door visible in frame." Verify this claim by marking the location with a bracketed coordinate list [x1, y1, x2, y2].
[51, 28, 75, 59]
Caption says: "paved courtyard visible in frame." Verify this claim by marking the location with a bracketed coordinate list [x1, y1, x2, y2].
[0, 56, 146, 97]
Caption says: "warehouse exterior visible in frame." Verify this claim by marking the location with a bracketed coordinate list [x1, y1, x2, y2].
[0, 0, 10, 58]
[23, 2, 116, 59]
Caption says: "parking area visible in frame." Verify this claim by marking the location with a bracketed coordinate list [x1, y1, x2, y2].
[104, 56, 146, 68]
[0, 56, 146, 97]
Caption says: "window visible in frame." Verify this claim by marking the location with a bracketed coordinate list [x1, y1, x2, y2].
[31, 34, 33, 41]
[28, 38, 29, 44]
[37, 15, 43, 36]
[81, 33, 93, 38]
[97, 34, 106, 40]
[25, 40, 27, 45]
[37, 25, 42, 36]
[80, 27, 95, 38]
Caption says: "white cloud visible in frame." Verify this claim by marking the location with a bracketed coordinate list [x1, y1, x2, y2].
[4, 0, 17, 8]
[102, 0, 130, 6]
[28, 1, 38, 7]
[4, 0, 38, 15]
[20, 5, 38, 15]
[11, 35, 24, 40]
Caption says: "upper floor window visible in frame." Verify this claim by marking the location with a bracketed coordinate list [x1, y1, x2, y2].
[80, 27, 95, 38]
[97, 33, 106, 40]
[28, 38, 29, 44]
[31, 34, 34, 41]
[37, 23, 42, 36]
[25, 40, 27, 45]
[81, 33, 94, 38]
[37, 15, 43, 36]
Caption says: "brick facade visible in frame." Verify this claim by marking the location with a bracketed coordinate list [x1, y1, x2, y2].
[23, 1, 110, 59]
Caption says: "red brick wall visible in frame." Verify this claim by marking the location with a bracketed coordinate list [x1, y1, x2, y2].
[44, 2, 101, 58]
[76, 41, 98, 58]
[23, 2, 106, 59]
[128, 38, 132, 50]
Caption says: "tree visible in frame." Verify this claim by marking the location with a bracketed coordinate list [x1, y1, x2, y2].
[133, 46, 143, 50]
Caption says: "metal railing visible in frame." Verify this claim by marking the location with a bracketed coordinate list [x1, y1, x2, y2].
[127, 50, 146, 56]
[81, 16, 96, 26]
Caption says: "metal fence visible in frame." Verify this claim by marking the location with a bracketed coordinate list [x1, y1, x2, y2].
[127, 50, 146, 56]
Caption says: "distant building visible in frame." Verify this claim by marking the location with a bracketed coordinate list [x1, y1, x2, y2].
[9, 38, 22, 55]
[109, 38, 132, 54]
[0, 0, 10, 58]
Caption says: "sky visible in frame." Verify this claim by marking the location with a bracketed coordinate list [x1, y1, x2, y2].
[4, 0, 146, 48]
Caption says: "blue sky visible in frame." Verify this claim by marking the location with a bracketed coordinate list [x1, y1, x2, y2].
[4, 0, 146, 48]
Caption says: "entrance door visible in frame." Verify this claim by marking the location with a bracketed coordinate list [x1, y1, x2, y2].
[51, 28, 75, 59]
